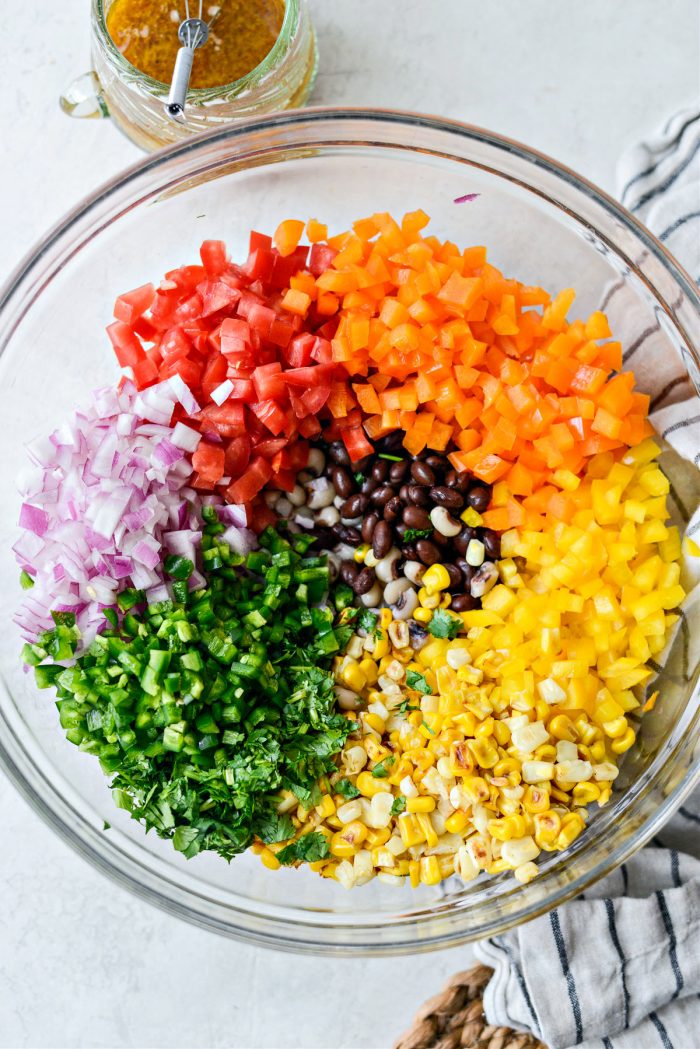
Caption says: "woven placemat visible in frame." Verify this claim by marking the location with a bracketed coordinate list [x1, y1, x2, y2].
[393, 964, 548, 1049]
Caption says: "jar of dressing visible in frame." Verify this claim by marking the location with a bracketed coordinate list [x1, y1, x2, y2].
[61, 0, 318, 151]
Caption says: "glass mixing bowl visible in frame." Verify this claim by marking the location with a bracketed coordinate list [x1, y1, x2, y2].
[1, 110, 699, 955]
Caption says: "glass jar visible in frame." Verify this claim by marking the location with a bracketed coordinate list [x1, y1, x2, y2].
[60, 0, 318, 150]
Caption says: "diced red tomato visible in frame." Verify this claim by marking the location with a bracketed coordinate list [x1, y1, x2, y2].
[107, 233, 351, 509]
[250, 399, 288, 436]
[284, 333, 315, 368]
[114, 283, 156, 325]
[282, 364, 336, 387]
[243, 248, 275, 283]
[200, 240, 228, 276]
[192, 441, 225, 484]
[309, 243, 337, 276]
[249, 231, 272, 253]
[106, 321, 146, 368]
[224, 435, 251, 476]
[225, 456, 273, 504]
[199, 280, 241, 317]
[161, 327, 192, 362]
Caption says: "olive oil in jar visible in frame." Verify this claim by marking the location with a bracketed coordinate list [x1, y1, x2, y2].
[106, 0, 286, 88]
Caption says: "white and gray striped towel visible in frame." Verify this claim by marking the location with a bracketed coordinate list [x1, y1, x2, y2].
[474, 108, 700, 1049]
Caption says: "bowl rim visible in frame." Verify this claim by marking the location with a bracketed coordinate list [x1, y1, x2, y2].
[1, 106, 699, 954]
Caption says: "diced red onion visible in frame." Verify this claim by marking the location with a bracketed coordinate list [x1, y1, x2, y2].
[211, 380, 233, 406]
[14, 381, 206, 653]
[453, 193, 480, 203]
[171, 422, 201, 453]
[19, 503, 50, 537]
[222, 526, 257, 556]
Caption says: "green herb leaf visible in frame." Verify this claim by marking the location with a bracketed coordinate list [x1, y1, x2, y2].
[354, 471, 364, 484]
[406, 669, 432, 695]
[371, 756, 395, 778]
[403, 527, 433, 542]
[173, 825, 201, 857]
[398, 699, 420, 714]
[357, 609, 382, 638]
[427, 608, 462, 640]
[390, 795, 406, 815]
[378, 453, 403, 462]
[276, 832, 330, 865]
[335, 778, 361, 800]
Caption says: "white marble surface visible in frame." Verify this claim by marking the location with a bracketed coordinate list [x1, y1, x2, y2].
[0, 2, 698, 1047]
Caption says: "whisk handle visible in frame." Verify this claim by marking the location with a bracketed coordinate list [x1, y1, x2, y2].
[166, 47, 195, 121]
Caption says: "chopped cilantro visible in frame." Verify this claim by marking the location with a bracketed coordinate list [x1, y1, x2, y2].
[335, 778, 361, 800]
[421, 720, 435, 735]
[276, 832, 330, 865]
[354, 471, 364, 484]
[357, 609, 383, 638]
[371, 756, 395, 778]
[378, 453, 403, 461]
[406, 669, 432, 695]
[403, 527, 433, 542]
[398, 699, 420, 714]
[428, 607, 462, 640]
[390, 795, 406, 815]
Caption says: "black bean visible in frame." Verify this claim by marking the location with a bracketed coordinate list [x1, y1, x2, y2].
[416, 539, 440, 565]
[402, 505, 431, 530]
[450, 593, 479, 612]
[331, 466, 353, 499]
[456, 559, 475, 588]
[444, 469, 460, 488]
[361, 512, 379, 543]
[333, 524, 362, 544]
[424, 456, 446, 474]
[401, 543, 418, 560]
[353, 455, 373, 473]
[444, 563, 463, 590]
[371, 459, 389, 482]
[339, 560, 360, 586]
[389, 460, 409, 484]
[395, 522, 408, 541]
[407, 484, 431, 507]
[432, 530, 449, 547]
[371, 484, 394, 508]
[329, 441, 351, 466]
[379, 430, 404, 453]
[467, 485, 491, 512]
[372, 521, 392, 558]
[383, 496, 403, 523]
[410, 461, 435, 485]
[482, 528, 501, 559]
[342, 493, 369, 518]
[311, 527, 336, 549]
[353, 566, 376, 595]
[398, 484, 411, 503]
[430, 486, 464, 510]
[361, 476, 378, 496]
[454, 526, 476, 556]
[454, 472, 473, 493]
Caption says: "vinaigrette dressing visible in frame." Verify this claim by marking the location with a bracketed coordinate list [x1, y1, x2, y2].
[106, 0, 286, 88]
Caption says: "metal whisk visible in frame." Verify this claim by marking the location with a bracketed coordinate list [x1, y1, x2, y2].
[165, 1, 220, 122]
